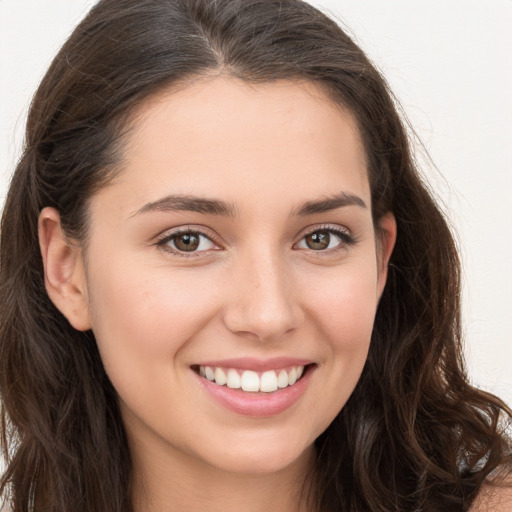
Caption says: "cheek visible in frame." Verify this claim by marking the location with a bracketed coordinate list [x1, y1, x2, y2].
[308, 263, 379, 350]
[85, 260, 226, 427]
[302, 262, 378, 417]
[85, 256, 220, 378]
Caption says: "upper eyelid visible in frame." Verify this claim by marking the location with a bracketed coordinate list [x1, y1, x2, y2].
[294, 223, 352, 240]
[154, 229, 222, 258]
[155, 225, 222, 245]
[293, 224, 359, 255]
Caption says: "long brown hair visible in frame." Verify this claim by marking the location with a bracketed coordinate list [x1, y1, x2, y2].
[1, 1, 510, 510]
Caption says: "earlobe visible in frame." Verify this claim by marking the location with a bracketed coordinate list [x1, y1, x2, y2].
[38, 207, 92, 331]
[376, 212, 397, 299]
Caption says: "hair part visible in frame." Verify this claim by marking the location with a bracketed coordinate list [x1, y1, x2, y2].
[1, 1, 510, 511]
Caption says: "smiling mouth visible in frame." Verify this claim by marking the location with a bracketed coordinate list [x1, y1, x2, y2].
[192, 364, 311, 393]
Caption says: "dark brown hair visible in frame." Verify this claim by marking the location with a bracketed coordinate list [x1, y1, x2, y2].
[1, 1, 511, 510]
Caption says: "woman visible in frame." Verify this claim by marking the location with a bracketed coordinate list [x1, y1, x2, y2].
[1, 0, 511, 510]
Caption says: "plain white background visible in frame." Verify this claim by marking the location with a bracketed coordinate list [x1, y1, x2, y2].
[1, 0, 511, 405]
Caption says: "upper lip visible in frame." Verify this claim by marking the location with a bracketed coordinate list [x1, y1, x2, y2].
[193, 357, 314, 372]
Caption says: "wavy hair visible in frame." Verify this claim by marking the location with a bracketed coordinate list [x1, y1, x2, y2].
[1, 0, 511, 510]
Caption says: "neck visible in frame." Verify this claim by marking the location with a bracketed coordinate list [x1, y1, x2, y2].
[130, 438, 317, 512]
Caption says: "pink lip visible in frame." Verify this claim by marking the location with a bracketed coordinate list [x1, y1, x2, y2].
[194, 364, 315, 417]
[194, 356, 314, 372]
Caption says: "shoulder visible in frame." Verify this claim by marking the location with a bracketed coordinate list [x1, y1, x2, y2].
[469, 477, 512, 511]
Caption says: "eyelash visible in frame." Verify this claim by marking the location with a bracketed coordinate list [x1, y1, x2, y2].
[154, 225, 357, 258]
[155, 228, 221, 258]
[297, 225, 358, 252]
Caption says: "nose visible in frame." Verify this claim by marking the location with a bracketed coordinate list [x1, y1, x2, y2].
[222, 250, 303, 342]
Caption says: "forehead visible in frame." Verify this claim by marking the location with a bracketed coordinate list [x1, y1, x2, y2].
[101, 75, 370, 216]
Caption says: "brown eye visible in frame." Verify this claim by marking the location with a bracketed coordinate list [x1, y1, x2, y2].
[296, 227, 355, 252]
[157, 229, 219, 256]
[173, 233, 200, 252]
[304, 230, 332, 250]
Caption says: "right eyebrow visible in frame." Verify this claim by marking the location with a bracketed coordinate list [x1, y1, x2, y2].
[129, 194, 238, 218]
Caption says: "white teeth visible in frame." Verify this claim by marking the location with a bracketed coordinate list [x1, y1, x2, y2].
[205, 366, 215, 381]
[241, 370, 260, 392]
[226, 368, 241, 389]
[277, 369, 289, 388]
[260, 370, 278, 393]
[214, 367, 227, 386]
[198, 365, 306, 393]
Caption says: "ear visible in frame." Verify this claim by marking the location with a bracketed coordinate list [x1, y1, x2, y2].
[375, 212, 397, 299]
[38, 207, 92, 331]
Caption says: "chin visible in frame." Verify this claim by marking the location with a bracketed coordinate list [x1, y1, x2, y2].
[203, 432, 316, 476]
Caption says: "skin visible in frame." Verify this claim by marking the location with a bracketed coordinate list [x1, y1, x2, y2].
[39, 76, 397, 511]
[470, 479, 512, 512]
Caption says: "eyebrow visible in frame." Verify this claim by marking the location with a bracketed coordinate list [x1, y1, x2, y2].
[131, 194, 238, 218]
[131, 191, 367, 219]
[292, 192, 367, 216]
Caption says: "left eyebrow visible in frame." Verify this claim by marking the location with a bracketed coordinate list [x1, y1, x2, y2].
[292, 192, 367, 216]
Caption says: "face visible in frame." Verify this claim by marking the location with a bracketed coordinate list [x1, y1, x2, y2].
[54, 76, 395, 477]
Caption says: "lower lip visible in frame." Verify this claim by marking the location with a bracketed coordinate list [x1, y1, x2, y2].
[195, 366, 315, 417]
